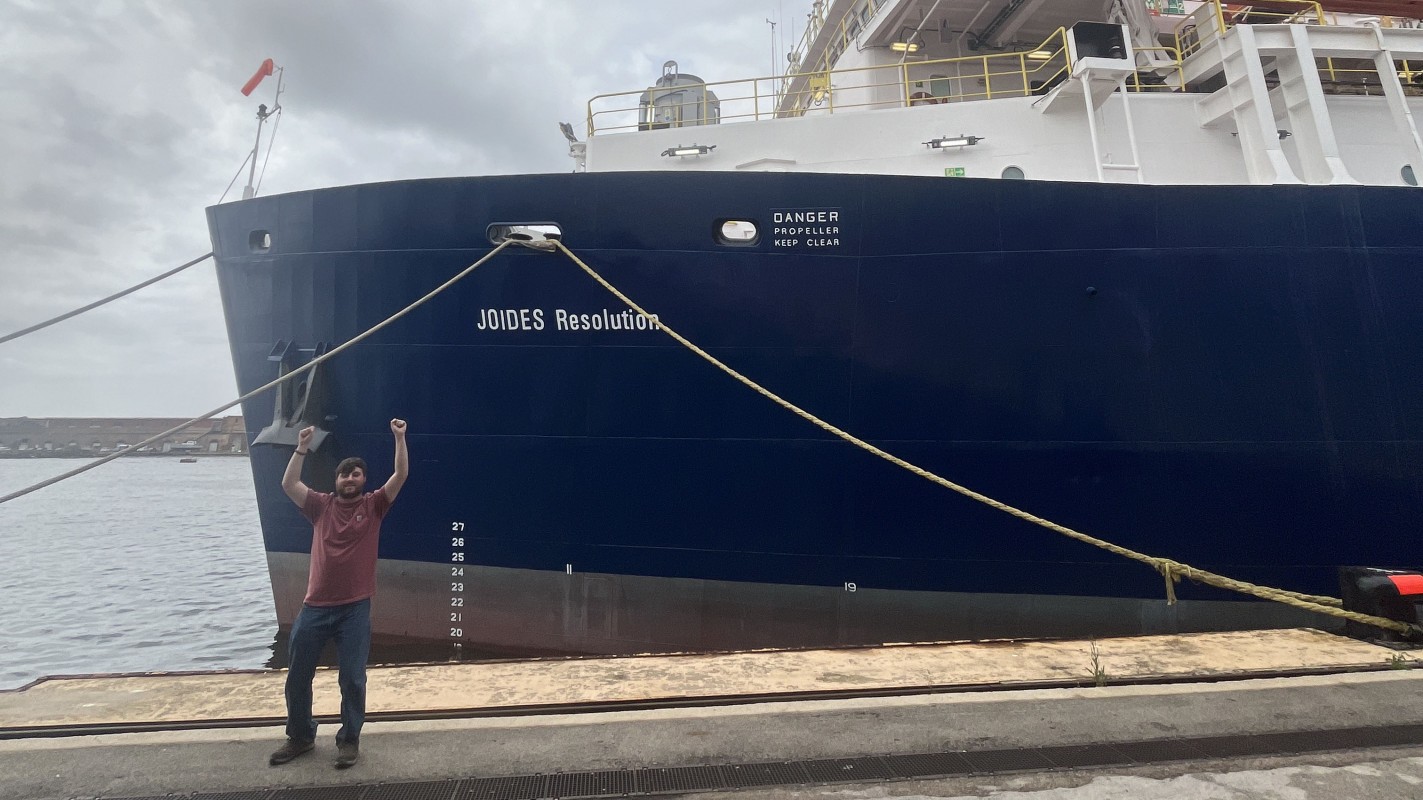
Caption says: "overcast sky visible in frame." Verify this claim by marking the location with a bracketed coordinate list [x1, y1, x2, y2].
[0, 0, 786, 417]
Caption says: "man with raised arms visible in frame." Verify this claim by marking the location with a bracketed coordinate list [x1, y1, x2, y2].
[269, 419, 408, 769]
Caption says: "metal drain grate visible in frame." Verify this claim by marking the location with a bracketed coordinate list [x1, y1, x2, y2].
[1112, 738, 1210, 764]
[1253, 731, 1345, 755]
[1336, 724, 1423, 749]
[631, 764, 729, 794]
[799, 756, 896, 783]
[881, 751, 975, 778]
[1257, 730, 1348, 754]
[1038, 743, 1132, 769]
[100, 721, 1423, 800]
[1194, 733, 1297, 758]
[961, 748, 1054, 773]
[271, 787, 367, 800]
[461, 775, 549, 800]
[362, 780, 462, 800]
[723, 761, 810, 788]
[548, 769, 636, 799]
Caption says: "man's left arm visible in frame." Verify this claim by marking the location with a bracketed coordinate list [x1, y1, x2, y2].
[382, 418, 409, 503]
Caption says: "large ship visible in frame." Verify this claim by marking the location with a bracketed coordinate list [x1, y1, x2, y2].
[210, 0, 1423, 655]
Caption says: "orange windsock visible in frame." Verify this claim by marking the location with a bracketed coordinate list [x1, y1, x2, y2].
[241, 59, 276, 96]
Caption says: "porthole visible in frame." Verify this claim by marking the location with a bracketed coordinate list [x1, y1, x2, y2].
[1002, 166, 1026, 180]
[1404, 165, 1418, 187]
[716, 219, 760, 245]
[249, 230, 272, 253]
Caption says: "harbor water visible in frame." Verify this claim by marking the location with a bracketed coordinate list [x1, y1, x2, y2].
[0, 457, 272, 689]
[0, 457, 465, 690]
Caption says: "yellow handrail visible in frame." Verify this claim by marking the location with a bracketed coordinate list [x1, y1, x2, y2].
[589, 2, 1391, 135]
[1175, 0, 1329, 59]
[1128, 46, 1186, 92]
[587, 27, 1078, 135]
[1214, 1, 1330, 32]
[1315, 57, 1423, 94]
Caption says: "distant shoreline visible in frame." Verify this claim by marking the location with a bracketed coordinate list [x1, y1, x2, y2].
[0, 416, 247, 460]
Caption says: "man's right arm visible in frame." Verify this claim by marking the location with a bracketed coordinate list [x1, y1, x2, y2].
[282, 426, 315, 507]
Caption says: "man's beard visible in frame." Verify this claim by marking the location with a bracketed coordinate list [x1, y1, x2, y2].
[338, 484, 360, 498]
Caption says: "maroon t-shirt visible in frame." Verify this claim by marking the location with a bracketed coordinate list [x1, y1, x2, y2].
[300, 487, 392, 606]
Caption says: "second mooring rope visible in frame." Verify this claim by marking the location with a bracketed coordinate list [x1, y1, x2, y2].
[0, 253, 214, 346]
[552, 240, 1414, 638]
[0, 241, 514, 507]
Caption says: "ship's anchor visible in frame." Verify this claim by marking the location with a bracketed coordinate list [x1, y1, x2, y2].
[252, 340, 333, 451]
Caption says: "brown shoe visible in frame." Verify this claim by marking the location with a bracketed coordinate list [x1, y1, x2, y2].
[269, 737, 314, 765]
[335, 740, 359, 769]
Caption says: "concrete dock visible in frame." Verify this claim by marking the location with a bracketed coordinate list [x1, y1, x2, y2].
[4, 628, 1423, 799]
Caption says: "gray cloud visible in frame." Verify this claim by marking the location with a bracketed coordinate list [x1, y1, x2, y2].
[0, 0, 778, 416]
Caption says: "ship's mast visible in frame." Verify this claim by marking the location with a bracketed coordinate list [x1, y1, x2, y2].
[243, 67, 284, 201]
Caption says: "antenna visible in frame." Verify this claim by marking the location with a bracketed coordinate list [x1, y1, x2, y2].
[766, 17, 778, 83]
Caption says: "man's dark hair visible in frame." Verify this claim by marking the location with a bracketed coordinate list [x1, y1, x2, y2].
[336, 457, 367, 477]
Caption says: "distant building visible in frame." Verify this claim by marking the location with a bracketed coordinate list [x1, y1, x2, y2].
[0, 417, 247, 456]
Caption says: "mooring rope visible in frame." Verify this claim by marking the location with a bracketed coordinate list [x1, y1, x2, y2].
[551, 240, 1415, 637]
[0, 253, 214, 346]
[0, 241, 514, 507]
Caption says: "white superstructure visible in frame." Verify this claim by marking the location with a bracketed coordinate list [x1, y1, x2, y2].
[578, 0, 1423, 187]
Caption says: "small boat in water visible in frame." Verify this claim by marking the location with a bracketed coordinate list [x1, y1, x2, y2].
[210, 0, 1423, 656]
[179, 457, 198, 464]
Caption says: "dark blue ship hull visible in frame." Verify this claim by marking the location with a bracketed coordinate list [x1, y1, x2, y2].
[207, 171, 1423, 653]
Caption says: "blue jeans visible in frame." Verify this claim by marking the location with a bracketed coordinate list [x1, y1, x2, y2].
[284, 599, 371, 744]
